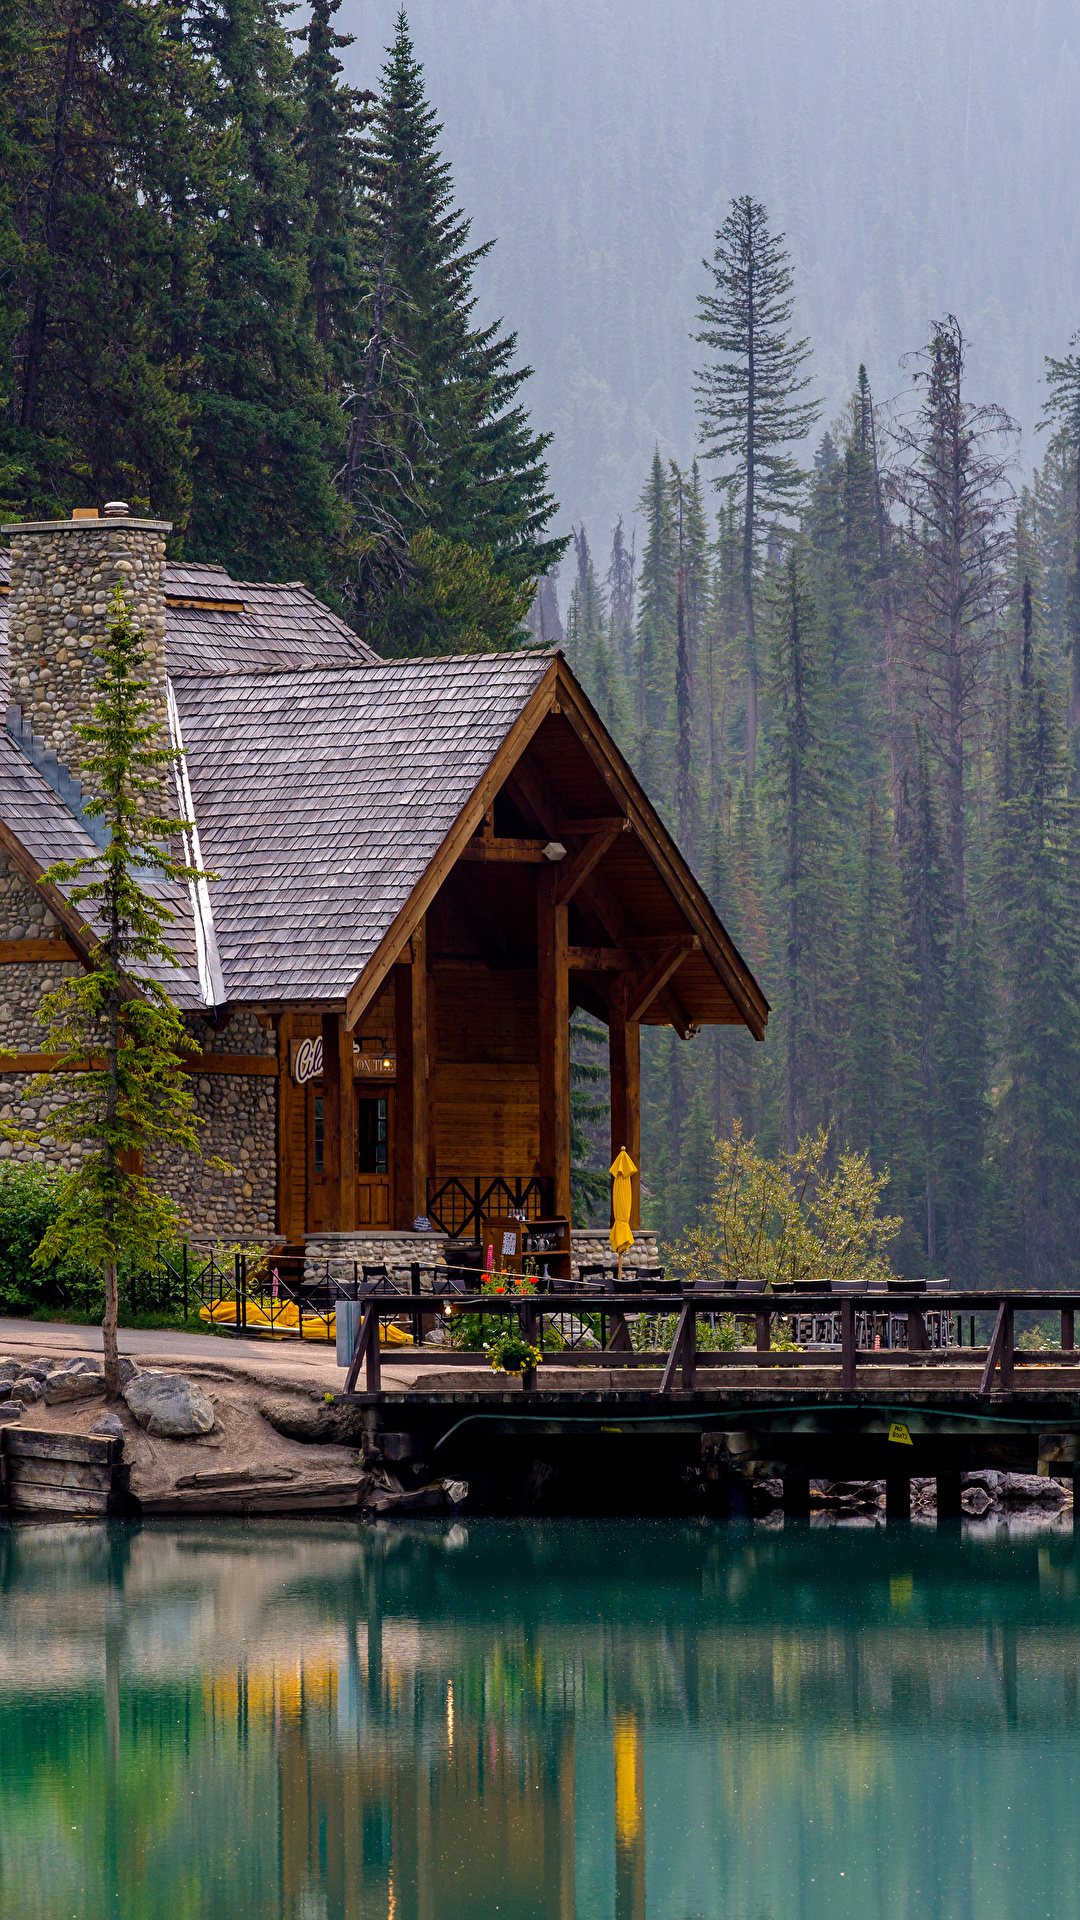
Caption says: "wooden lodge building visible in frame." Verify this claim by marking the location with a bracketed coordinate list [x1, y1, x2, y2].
[0, 509, 768, 1275]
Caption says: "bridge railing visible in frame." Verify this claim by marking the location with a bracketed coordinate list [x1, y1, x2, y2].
[336, 1286, 1080, 1398]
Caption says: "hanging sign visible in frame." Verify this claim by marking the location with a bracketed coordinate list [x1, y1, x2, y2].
[290, 1037, 396, 1085]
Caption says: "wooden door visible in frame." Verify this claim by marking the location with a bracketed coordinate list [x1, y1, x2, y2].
[356, 1089, 393, 1227]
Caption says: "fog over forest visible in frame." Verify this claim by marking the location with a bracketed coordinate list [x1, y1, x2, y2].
[340, 0, 1080, 545]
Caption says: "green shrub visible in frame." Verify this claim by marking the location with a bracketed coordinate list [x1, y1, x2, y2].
[0, 1162, 99, 1315]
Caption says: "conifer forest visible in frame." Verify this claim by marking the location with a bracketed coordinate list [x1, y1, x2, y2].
[4, 0, 1080, 1284]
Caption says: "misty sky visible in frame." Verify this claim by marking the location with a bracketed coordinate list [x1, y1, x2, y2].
[339, 1, 1080, 562]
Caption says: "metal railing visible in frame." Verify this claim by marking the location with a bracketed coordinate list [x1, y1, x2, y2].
[425, 1176, 554, 1237]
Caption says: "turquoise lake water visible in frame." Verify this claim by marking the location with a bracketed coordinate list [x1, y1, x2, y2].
[1, 1515, 1079, 1919]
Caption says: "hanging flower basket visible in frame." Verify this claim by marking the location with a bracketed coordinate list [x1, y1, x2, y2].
[484, 1332, 544, 1376]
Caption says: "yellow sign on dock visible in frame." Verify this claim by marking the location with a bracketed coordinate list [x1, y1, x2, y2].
[888, 1422, 913, 1445]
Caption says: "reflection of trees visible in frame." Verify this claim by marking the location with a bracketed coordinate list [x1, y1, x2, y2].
[3, 1521, 1080, 1916]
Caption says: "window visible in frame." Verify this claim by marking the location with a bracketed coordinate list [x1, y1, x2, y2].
[358, 1096, 388, 1176]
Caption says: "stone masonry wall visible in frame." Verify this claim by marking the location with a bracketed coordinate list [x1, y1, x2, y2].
[147, 1010, 277, 1244]
[0, 854, 85, 1174]
[4, 515, 170, 780]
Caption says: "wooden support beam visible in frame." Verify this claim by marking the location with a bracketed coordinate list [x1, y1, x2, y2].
[608, 974, 640, 1229]
[459, 837, 549, 863]
[626, 939, 698, 1024]
[980, 1300, 1014, 1394]
[554, 824, 625, 907]
[659, 1302, 696, 1392]
[319, 1006, 343, 1228]
[393, 924, 429, 1227]
[344, 1302, 381, 1395]
[555, 816, 628, 836]
[275, 1010, 294, 1242]
[0, 939, 78, 964]
[568, 947, 631, 970]
[537, 865, 571, 1225]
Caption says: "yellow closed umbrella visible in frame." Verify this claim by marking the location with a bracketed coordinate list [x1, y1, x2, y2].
[609, 1148, 637, 1279]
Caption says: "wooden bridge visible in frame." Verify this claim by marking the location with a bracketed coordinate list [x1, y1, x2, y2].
[336, 1288, 1080, 1517]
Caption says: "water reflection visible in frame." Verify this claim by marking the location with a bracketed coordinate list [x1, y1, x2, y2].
[2, 1517, 1080, 1918]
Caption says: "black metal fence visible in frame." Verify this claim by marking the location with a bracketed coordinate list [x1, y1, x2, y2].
[425, 1176, 554, 1237]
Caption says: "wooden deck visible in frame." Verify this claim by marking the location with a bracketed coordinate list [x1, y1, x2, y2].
[337, 1290, 1080, 1515]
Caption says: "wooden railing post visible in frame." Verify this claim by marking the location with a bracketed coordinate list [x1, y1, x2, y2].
[980, 1299, 1015, 1395]
[344, 1302, 381, 1395]
[841, 1297, 857, 1389]
[755, 1310, 771, 1361]
[659, 1302, 696, 1393]
[1063, 1307, 1075, 1357]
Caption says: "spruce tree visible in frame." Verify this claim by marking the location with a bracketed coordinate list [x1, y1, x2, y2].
[25, 591, 210, 1396]
[631, 449, 675, 802]
[0, 0, 208, 520]
[694, 196, 821, 780]
[990, 665, 1080, 1283]
[1041, 333, 1080, 736]
[184, 0, 346, 587]
[352, 13, 564, 646]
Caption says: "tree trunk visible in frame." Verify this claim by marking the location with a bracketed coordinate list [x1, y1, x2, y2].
[743, 225, 757, 782]
[103, 1261, 119, 1400]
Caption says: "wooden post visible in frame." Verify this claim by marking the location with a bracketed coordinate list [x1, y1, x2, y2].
[275, 1009, 294, 1240]
[885, 1475, 911, 1520]
[538, 866, 571, 1224]
[782, 1476, 811, 1518]
[841, 1296, 857, 1389]
[608, 975, 641, 1229]
[1063, 1307, 1075, 1355]
[937, 1471, 963, 1519]
[393, 922, 429, 1227]
[321, 1011, 344, 1230]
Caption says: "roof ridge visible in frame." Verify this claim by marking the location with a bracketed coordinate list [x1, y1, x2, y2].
[167, 648, 555, 687]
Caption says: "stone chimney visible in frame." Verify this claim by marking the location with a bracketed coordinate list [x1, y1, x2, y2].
[1, 503, 172, 782]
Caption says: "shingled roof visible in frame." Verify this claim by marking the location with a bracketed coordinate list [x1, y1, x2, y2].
[173, 650, 555, 1003]
[0, 545, 767, 1035]
[0, 553, 378, 679]
[0, 728, 207, 1009]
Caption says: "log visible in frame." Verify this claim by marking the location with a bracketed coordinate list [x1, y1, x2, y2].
[3, 1428, 119, 1465]
[6, 1458, 112, 1492]
[8, 1483, 112, 1515]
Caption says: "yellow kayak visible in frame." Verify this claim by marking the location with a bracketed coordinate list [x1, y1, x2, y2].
[198, 1299, 412, 1344]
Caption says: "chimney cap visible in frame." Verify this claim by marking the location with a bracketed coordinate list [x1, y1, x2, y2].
[102, 500, 130, 518]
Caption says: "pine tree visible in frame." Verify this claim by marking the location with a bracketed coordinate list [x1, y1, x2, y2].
[185, 0, 346, 586]
[990, 662, 1080, 1283]
[0, 0, 208, 521]
[631, 449, 674, 802]
[22, 590, 210, 1396]
[352, 13, 564, 644]
[900, 725, 949, 1265]
[694, 195, 821, 780]
[1041, 332, 1080, 737]
[846, 792, 920, 1261]
[764, 548, 850, 1149]
[890, 316, 1016, 917]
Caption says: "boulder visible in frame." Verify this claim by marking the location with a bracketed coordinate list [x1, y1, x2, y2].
[0, 1402, 21, 1424]
[1004, 1472, 1065, 1505]
[45, 1367, 105, 1404]
[962, 1486, 994, 1516]
[88, 1413, 125, 1440]
[258, 1396, 365, 1445]
[123, 1372, 215, 1438]
[117, 1357, 140, 1387]
[11, 1378, 43, 1405]
[0, 1358, 20, 1382]
[16, 1362, 52, 1382]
